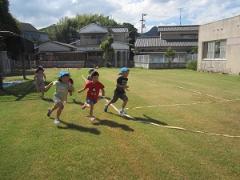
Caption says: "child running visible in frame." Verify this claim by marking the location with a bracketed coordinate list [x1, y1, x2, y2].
[104, 67, 129, 116]
[87, 68, 95, 81]
[78, 71, 105, 121]
[45, 71, 73, 125]
[34, 66, 46, 98]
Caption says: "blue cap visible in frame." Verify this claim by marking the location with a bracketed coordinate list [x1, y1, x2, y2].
[120, 67, 129, 73]
[58, 71, 70, 78]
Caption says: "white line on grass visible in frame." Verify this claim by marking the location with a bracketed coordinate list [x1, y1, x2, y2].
[176, 86, 229, 101]
[129, 98, 240, 110]
[81, 75, 240, 138]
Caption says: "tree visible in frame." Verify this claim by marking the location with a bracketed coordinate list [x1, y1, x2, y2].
[164, 47, 176, 68]
[0, 0, 20, 34]
[40, 14, 119, 43]
[122, 22, 139, 63]
[100, 36, 114, 67]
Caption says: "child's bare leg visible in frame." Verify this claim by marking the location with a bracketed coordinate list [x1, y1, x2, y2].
[89, 104, 94, 117]
[56, 103, 64, 120]
[122, 99, 128, 110]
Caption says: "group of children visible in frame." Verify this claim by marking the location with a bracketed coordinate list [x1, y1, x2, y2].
[34, 66, 130, 125]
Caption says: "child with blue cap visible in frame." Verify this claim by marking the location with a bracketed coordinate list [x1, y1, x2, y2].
[45, 71, 73, 125]
[104, 67, 129, 116]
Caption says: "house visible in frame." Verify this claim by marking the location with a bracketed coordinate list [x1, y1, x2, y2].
[0, 31, 34, 75]
[134, 25, 199, 69]
[19, 23, 49, 44]
[198, 15, 240, 74]
[71, 23, 130, 67]
[36, 41, 86, 68]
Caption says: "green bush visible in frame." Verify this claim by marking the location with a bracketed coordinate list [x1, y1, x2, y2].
[186, 60, 197, 70]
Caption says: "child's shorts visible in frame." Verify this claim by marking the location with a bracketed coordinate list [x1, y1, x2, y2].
[111, 91, 128, 103]
[53, 96, 65, 104]
[86, 98, 97, 105]
[36, 81, 45, 91]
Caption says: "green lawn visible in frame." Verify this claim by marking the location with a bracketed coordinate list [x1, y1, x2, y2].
[0, 68, 240, 180]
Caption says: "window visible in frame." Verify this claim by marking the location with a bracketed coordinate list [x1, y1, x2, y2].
[203, 40, 226, 60]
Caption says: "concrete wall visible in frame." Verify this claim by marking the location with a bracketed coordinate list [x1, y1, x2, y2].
[198, 15, 240, 74]
[134, 53, 187, 69]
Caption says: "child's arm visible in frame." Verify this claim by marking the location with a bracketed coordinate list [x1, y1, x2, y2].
[101, 88, 105, 97]
[44, 81, 54, 92]
[117, 84, 129, 89]
[78, 88, 86, 94]
[43, 73, 46, 81]
[34, 73, 37, 81]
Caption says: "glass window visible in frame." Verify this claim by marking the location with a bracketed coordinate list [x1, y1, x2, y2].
[203, 40, 226, 60]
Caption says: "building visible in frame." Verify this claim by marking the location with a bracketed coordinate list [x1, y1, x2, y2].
[134, 25, 199, 69]
[19, 23, 49, 44]
[198, 15, 240, 74]
[0, 31, 34, 75]
[36, 41, 86, 68]
[71, 23, 130, 67]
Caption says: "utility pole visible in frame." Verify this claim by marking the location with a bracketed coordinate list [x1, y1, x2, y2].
[179, 8, 182, 26]
[140, 13, 147, 34]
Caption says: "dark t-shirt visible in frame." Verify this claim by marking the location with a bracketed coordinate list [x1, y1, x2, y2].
[115, 76, 128, 93]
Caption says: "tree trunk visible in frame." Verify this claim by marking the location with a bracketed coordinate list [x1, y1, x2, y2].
[21, 54, 27, 80]
[0, 54, 3, 90]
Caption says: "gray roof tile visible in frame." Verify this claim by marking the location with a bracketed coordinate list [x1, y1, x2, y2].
[135, 37, 198, 47]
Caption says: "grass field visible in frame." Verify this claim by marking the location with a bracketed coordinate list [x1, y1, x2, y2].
[0, 68, 240, 180]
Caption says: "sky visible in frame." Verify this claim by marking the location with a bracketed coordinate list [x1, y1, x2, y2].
[9, 0, 240, 32]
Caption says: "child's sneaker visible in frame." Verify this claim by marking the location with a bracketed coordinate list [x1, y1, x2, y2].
[54, 119, 60, 125]
[104, 105, 108, 112]
[47, 109, 52, 117]
[119, 109, 127, 116]
[89, 116, 96, 121]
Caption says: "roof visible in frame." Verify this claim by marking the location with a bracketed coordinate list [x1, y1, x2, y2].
[79, 23, 108, 34]
[111, 41, 129, 50]
[135, 37, 198, 48]
[111, 28, 128, 33]
[158, 25, 199, 32]
[52, 41, 77, 49]
[19, 23, 38, 32]
[69, 40, 81, 45]
[37, 41, 77, 50]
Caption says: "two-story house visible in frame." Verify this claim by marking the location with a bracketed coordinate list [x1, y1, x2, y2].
[19, 23, 49, 45]
[70, 23, 130, 67]
[134, 25, 199, 69]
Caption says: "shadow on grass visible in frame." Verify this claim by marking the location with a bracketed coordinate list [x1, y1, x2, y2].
[133, 114, 168, 126]
[42, 97, 54, 103]
[57, 120, 101, 135]
[70, 98, 85, 106]
[108, 112, 168, 126]
[93, 118, 134, 132]
[1, 80, 51, 102]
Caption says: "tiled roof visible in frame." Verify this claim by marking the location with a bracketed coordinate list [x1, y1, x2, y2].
[19, 23, 38, 32]
[53, 41, 77, 49]
[135, 37, 198, 48]
[158, 25, 199, 32]
[111, 28, 128, 33]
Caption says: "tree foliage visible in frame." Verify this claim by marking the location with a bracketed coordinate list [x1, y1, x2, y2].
[0, 0, 20, 34]
[100, 36, 114, 66]
[40, 14, 119, 43]
[165, 47, 176, 67]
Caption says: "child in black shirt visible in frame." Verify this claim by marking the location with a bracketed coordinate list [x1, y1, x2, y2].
[104, 67, 129, 116]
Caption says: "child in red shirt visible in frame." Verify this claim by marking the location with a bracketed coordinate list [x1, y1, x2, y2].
[78, 71, 105, 121]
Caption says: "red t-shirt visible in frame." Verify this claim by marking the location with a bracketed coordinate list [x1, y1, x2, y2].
[84, 81, 104, 101]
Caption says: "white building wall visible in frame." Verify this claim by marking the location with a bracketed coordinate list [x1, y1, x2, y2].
[198, 15, 240, 74]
